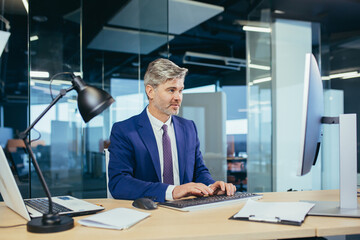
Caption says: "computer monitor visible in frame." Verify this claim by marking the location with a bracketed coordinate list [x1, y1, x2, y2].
[298, 53, 360, 217]
[297, 53, 324, 176]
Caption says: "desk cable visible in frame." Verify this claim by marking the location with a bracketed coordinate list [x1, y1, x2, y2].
[0, 224, 26, 228]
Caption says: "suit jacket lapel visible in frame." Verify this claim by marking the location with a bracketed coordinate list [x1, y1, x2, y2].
[173, 117, 186, 184]
[137, 109, 161, 181]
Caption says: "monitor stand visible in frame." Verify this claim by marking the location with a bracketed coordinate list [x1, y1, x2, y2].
[307, 201, 360, 217]
[305, 114, 359, 217]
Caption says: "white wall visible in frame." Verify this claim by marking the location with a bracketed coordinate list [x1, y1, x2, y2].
[272, 19, 321, 191]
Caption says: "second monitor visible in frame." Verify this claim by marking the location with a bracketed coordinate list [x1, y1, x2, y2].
[297, 53, 359, 217]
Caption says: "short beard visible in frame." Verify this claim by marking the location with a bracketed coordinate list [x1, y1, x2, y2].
[154, 102, 180, 116]
[163, 106, 180, 116]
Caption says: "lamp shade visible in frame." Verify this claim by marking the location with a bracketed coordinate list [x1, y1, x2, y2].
[71, 75, 115, 123]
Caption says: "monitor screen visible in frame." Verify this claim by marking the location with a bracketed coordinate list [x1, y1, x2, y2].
[297, 53, 324, 176]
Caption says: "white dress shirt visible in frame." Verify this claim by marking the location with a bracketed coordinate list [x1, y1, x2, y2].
[146, 108, 179, 200]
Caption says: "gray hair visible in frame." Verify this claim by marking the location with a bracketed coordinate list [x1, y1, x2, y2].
[144, 58, 188, 88]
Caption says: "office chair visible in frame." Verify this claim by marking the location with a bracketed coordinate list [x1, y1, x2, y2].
[104, 148, 113, 199]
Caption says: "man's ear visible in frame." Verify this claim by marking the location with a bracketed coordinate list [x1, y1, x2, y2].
[146, 85, 154, 100]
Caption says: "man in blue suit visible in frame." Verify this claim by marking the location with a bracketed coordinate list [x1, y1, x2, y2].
[108, 58, 235, 202]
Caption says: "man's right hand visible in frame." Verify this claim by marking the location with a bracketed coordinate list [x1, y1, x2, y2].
[172, 182, 214, 200]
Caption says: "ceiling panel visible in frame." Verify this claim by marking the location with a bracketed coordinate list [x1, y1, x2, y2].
[108, 0, 224, 35]
[88, 26, 174, 54]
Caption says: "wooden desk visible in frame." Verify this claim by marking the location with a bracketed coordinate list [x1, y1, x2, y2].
[1, 190, 360, 240]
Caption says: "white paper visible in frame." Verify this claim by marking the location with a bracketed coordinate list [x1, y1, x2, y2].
[234, 199, 315, 223]
[78, 208, 151, 230]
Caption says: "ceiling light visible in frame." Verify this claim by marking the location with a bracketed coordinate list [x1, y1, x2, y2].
[131, 62, 139, 67]
[274, 10, 285, 14]
[243, 26, 271, 33]
[32, 16, 48, 22]
[31, 79, 73, 86]
[329, 71, 358, 79]
[342, 73, 360, 79]
[183, 51, 246, 71]
[30, 35, 39, 41]
[253, 77, 272, 84]
[321, 76, 331, 81]
[249, 64, 270, 70]
[30, 71, 49, 78]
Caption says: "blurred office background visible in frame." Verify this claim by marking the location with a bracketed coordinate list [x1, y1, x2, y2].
[0, 0, 359, 199]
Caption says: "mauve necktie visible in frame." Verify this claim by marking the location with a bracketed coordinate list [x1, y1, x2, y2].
[162, 124, 174, 184]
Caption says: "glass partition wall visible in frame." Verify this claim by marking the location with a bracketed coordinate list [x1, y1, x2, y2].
[246, 8, 272, 193]
[25, 0, 251, 198]
[29, 1, 86, 197]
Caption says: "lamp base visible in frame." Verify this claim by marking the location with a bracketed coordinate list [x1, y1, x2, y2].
[27, 214, 74, 233]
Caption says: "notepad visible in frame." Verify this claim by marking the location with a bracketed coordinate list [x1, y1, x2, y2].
[230, 199, 315, 226]
[78, 208, 151, 230]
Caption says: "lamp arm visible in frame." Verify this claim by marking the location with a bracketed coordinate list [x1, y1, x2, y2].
[22, 138, 55, 213]
[18, 85, 75, 214]
[0, 15, 10, 31]
[19, 86, 75, 138]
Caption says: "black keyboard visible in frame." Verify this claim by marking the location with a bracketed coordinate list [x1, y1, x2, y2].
[24, 198, 72, 214]
[160, 192, 262, 211]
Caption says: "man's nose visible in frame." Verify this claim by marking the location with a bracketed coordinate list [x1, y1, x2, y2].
[174, 91, 182, 100]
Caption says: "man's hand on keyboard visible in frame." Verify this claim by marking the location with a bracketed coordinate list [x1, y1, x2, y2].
[172, 182, 214, 199]
[210, 181, 236, 196]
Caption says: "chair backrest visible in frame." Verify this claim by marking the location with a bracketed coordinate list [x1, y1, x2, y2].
[104, 148, 113, 199]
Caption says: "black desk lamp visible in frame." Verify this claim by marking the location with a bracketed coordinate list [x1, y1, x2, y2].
[18, 72, 115, 233]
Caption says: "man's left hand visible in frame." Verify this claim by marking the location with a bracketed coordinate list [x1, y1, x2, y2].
[209, 181, 236, 196]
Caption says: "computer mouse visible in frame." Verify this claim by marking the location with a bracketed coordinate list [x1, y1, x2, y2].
[132, 198, 158, 210]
